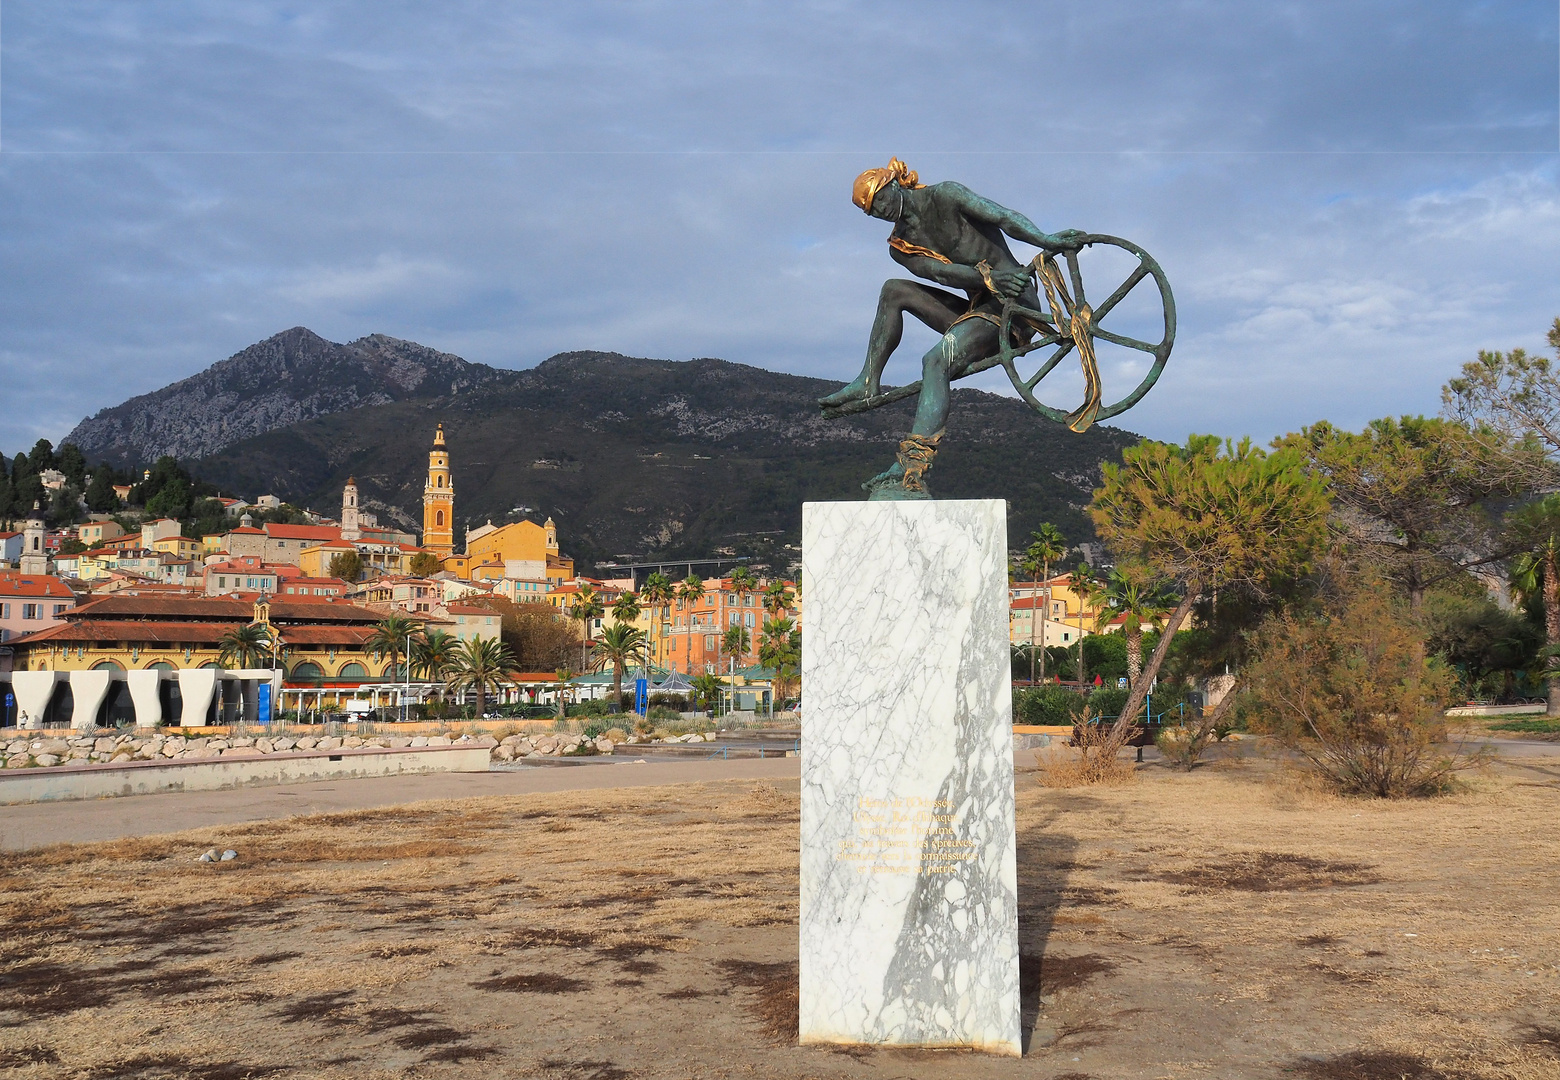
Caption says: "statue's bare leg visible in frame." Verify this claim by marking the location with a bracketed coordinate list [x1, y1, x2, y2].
[864, 319, 999, 492]
[818, 280, 964, 407]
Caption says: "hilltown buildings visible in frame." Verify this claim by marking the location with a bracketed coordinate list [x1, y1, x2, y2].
[2, 422, 795, 712]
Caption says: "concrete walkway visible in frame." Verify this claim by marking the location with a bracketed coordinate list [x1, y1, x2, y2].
[0, 757, 800, 851]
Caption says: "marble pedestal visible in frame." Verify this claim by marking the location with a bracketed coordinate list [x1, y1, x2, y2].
[799, 500, 1019, 1055]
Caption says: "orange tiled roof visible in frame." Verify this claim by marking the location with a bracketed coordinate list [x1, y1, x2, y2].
[0, 573, 74, 599]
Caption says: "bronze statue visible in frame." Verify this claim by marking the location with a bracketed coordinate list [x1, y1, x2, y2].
[820, 159, 1176, 500]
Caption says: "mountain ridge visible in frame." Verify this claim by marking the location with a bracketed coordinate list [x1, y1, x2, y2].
[65, 327, 502, 464]
[142, 335, 1143, 568]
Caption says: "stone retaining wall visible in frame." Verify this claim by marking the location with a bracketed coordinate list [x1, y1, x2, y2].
[0, 731, 497, 770]
[0, 744, 492, 805]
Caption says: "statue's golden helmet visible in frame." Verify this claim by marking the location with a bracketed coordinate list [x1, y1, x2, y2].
[852, 158, 923, 213]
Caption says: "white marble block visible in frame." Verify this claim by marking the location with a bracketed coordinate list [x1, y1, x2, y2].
[799, 499, 1019, 1055]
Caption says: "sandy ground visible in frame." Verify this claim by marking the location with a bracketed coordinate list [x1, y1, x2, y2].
[0, 748, 1556, 1079]
[0, 757, 801, 851]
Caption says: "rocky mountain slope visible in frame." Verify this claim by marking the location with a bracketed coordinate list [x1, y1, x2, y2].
[64, 327, 501, 464]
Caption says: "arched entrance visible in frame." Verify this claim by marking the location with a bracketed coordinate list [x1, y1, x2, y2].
[44, 682, 74, 727]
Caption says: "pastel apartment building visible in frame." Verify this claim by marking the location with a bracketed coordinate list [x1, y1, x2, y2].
[0, 573, 76, 645]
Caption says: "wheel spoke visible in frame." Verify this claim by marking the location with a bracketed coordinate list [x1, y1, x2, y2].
[1092, 327, 1159, 353]
[1091, 264, 1149, 322]
[1024, 340, 1073, 390]
[1066, 250, 1086, 308]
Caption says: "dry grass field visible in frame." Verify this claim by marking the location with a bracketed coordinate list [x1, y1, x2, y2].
[0, 750, 1557, 1080]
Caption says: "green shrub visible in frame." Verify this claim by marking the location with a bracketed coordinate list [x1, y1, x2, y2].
[582, 721, 607, 739]
[647, 705, 681, 722]
[1086, 686, 1131, 721]
[1013, 685, 1084, 726]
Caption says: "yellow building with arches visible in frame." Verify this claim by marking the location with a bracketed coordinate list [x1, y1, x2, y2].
[6, 594, 395, 685]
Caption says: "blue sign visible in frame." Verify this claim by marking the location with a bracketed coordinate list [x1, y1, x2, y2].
[634, 678, 648, 714]
[257, 683, 272, 725]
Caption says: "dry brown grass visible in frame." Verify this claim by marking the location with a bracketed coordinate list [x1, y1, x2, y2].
[0, 759, 1555, 1079]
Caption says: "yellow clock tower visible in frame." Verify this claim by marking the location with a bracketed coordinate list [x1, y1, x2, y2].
[422, 423, 455, 557]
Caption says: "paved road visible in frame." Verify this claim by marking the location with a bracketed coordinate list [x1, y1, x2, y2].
[4, 736, 1552, 853]
[0, 757, 800, 851]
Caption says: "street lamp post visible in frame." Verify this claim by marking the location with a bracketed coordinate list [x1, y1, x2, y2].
[402, 630, 412, 725]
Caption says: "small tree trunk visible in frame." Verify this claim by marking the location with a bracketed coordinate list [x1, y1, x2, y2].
[1546, 551, 1560, 717]
[475, 682, 485, 719]
[613, 661, 624, 712]
[1126, 628, 1142, 684]
[1108, 589, 1198, 742]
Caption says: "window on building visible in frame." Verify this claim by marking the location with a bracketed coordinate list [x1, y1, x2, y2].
[436, 510, 445, 526]
[22, 604, 40, 620]
[0, 604, 8, 618]
[744, 612, 754, 627]
[53, 604, 67, 616]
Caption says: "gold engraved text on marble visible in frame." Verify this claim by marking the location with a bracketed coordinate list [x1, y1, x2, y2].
[837, 796, 974, 875]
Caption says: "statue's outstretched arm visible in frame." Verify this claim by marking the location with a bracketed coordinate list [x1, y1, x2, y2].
[941, 182, 1079, 251]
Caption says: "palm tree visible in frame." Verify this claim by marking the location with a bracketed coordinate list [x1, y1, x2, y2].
[691, 672, 723, 716]
[612, 589, 642, 626]
[759, 617, 801, 706]
[411, 629, 460, 681]
[592, 622, 647, 712]
[367, 613, 425, 682]
[722, 623, 752, 715]
[722, 623, 752, 666]
[553, 666, 576, 719]
[762, 580, 794, 620]
[568, 585, 603, 674]
[1103, 566, 1177, 685]
[677, 574, 706, 672]
[1020, 524, 1067, 684]
[444, 636, 516, 718]
[640, 572, 674, 674]
[730, 566, 758, 601]
[1510, 493, 1560, 716]
[1068, 563, 1102, 689]
[218, 622, 270, 669]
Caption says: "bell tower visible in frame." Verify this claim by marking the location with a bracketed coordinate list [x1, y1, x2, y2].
[422, 424, 455, 557]
[341, 476, 361, 542]
[19, 503, 48, 575]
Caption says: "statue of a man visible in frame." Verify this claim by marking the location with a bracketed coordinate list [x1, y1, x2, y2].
[820, 159, 1083, 498]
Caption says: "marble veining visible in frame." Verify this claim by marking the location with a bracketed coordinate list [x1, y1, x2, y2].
[799, 499, 1019, 1055]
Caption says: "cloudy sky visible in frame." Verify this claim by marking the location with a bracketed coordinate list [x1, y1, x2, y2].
[1, 1, 1556, 454]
